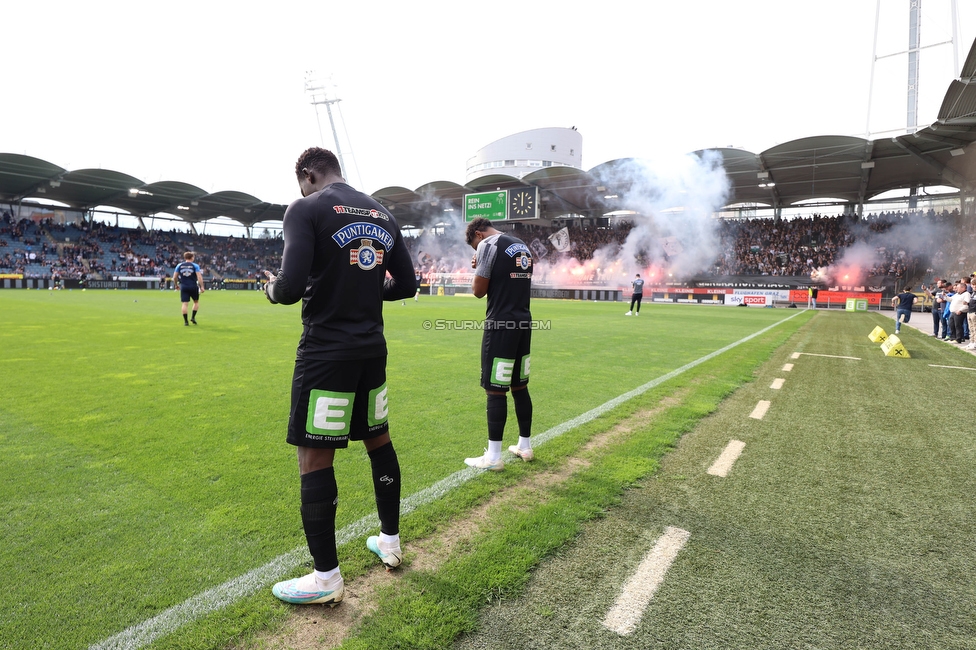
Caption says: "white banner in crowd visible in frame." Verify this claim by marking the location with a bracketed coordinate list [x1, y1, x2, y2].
[548, 227, 572, 253]
[661, 236, 683, 257]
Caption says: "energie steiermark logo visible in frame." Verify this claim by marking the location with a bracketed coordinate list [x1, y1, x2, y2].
[306, 384, 389, 437]
[490, 356, 530, 386]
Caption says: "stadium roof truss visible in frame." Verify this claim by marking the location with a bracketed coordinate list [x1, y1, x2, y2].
[5, 39, 976, 229]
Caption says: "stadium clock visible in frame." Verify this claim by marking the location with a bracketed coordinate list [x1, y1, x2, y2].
[508, 188, 537, 218]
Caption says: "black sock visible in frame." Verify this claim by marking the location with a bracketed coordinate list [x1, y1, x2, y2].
[192, 309, 197, 321]
[367, 441, 400, 536]
[487, 393, 507, 442]
[511, 388, 532, 439]
[183, 313, 188, 324]
[300, 467, 338, 572]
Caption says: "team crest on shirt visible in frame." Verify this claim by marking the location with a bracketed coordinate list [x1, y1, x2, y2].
[510, 252, 532, 278]
[350, 239, 384, 270]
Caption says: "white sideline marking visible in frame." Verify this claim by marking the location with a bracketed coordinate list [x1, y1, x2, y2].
[928, 364, 976, 371]
[706, 440, 746, 477]
[770, 378, 785, 390]
[749, 400, 771, 419]
[782, 363, 793, 372]
[90, 311, 803, 650]
[602, 526, 691, 636]
[793, 352, 861, 360]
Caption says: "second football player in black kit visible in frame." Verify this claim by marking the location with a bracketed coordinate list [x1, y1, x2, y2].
[463, 217, 535, 471]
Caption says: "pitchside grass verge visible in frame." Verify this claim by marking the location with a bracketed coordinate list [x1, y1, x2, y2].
[457, 311, 976, 650]
[1, 290, 802, 649]
[333, 337, 789, 650]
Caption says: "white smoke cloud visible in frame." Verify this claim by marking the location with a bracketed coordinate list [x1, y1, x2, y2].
[405, 188, 472, 271]
[529, 151, 730, 286]
[598, 150, 731, 282]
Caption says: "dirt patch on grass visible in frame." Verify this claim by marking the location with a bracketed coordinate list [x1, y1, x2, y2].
[237, 397, 684, 649]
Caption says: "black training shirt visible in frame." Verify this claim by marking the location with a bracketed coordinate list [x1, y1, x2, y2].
[267, 182, 416, 360]
[474, 232, 532, 323]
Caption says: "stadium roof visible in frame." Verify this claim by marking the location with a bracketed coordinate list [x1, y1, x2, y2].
[0, 153, 286, 227]
[4, 39, 976, 228]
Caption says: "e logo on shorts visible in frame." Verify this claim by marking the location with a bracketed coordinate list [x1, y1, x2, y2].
[368, 383, 389, 427]
[307, 390, 355, 436]
[491, 358, 515, 386]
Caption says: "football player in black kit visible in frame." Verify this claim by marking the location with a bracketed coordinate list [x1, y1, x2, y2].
[463, 217, 535, 471]
[263, 148, 416, 606]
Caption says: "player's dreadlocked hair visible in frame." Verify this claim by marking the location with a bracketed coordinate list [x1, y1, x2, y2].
[295, 147, 342, 179]
[465, 217, 493, 247]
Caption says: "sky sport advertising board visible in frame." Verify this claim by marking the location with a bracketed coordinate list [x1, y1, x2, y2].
[725, 289, 791, 307]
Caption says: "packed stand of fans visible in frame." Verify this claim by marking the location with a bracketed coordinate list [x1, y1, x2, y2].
[0, 207, 969, 286]
[712, 214, 854, 277]
[0, 210, 284, 283]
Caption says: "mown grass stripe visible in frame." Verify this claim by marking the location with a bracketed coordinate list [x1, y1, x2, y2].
[89, 311, 802, 650]
[601, 526, 691, 636]
[706, 440, 746, 477]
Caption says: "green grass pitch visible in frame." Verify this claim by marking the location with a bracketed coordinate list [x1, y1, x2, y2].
[3, 290, 973, 649]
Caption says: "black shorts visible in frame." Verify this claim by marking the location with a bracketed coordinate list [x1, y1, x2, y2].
[180, 287, 200, 303]
[480, 326, 531, 390]
[287, 355, 389, 448]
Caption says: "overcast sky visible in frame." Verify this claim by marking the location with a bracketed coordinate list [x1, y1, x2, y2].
[3, 0, 973, 217]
